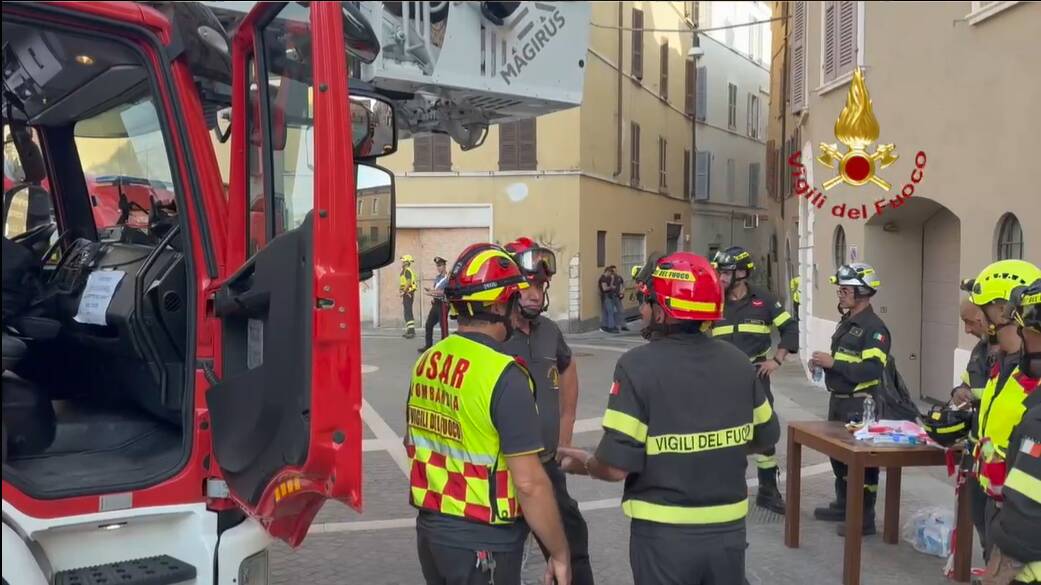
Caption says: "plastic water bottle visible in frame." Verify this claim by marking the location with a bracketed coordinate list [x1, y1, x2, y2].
[812, 366, 824, 383]
[863, 395, 876, 425]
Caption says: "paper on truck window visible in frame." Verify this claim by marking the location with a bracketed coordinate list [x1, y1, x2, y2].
[74, 270, 125, 326]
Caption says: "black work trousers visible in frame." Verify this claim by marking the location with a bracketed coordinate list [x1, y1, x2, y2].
[424, 300, 446, 349]
[828, 392, 880, 499]
[755, 368, 778, 469]
[417, 527, 524, 585]
[403, 293, 416, 333]
[630, 522, 748, 585]
[534, 459, 595, 585]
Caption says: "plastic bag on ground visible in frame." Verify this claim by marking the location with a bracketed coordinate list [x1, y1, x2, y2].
[902, 507, 954, 558]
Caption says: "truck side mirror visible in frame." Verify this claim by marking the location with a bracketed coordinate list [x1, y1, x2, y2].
[355, 163, 395, 273]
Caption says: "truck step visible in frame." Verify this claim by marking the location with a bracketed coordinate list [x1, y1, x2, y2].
[54, 555, 195, 585]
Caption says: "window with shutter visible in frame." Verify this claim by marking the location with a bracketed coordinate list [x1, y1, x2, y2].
[685, 59, 695, 115]
[413, 135, 433, 171]
[766, 140, 776, 199]
[696, 66, 707, 121]
[789, 1, 807, 112]
[746, 93, 753, 136]
[499, 119, 537, 171]
[694, 150, 710, 200]
[726, 158, 736, 202]
[659, 41, 669, 100]
[632, 9, 644, 80]
[837, 1, 858, 75]
[517, 118, 537, 170]
[658, 137, 667, 191]
[748, 163, 760, 208]
[433, 134, 452, 172]
[823, 1, 837, 83]
[630, 122, 641, 186]
[683, 149, 691, 199]
[597, 231, 606, 267]
[499, 121, 518, 171]
[727, 83, 737, 130]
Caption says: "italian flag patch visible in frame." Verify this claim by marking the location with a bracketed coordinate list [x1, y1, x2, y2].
[1021, 437, 1041, 459]
[873, 332, 886, 343]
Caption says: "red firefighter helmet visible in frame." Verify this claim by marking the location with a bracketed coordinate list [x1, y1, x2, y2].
[636, 252, 723, 321]
[444, 243, 529, 308]
[504, 237, 557, 282]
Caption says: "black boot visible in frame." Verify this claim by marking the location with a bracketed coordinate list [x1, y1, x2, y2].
[814, 477, 847, 521]
[755, 467, 786, 515]
[837, 491, 877, 536]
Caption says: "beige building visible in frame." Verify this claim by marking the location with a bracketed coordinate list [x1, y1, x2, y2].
[766, 1, 1040, 402]
[374, 1, 713, 331]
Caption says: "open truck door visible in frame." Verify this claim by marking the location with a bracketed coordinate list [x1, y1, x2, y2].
[206, 1, 384, 547]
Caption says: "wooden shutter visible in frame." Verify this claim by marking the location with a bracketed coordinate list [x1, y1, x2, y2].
[837, 1, 858, 75]
[766, 139, 777, 200]
[630, 122, 641, 186]
[499, 121, 518, 170]
[694, 150, 710, 200]
[683, 149, 691, 199]
[726, 158, 735, 202]
[659, 40, 669, 100]
[632, 9, 644, 80]
[746, 93, 753, 136]
[658, 137, 667, 191]
[790, 1, 807, 112]
[518, 118, 537, 170]
[823, 1, 838, 83]
[413, 135, 433, 171]
[685, 59, 695, 115]
[433, 134, 452, 171]
[749, 163, 760, 208]
[696, 66, 707, 120]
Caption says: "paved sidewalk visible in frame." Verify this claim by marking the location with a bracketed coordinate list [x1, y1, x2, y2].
[269, 330, 979, 584]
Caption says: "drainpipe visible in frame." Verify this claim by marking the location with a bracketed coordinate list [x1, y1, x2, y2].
[779, 1, 791, 295]
[614, 2, 623, 177]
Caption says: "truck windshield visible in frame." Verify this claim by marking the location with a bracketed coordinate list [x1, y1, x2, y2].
[75, 97, 179, 237]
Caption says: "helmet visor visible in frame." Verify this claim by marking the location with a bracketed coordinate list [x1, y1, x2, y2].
[515, 247, 557, 277]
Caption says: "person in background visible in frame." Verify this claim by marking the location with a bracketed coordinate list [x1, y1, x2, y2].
[599, 266, 619, 333]
[611, 267, 629, 332]
[790, 275, 801, 321]
[419, 256, 450, 353]
[400, 254, 418, 339]
[982, 278, 1041, 585]
[504, 237, 595, 585]
[809, 262, 890, 536]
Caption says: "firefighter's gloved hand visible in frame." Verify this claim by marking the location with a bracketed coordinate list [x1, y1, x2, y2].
[981, 548, 1022, 585]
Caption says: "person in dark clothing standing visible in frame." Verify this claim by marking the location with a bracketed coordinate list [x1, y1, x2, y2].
[809, 262, 890, 536]
[711, 246, 798, 514]
[503, 237, 595, 585]
[598, 266, 620, 333]
[419, 256, 450, 353]
[559, 252, 780, 585]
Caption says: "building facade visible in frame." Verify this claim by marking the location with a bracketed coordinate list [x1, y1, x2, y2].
[690, 1, 773, 288]
[766, 0, 1039, 401]
[374, 1, 772, 330]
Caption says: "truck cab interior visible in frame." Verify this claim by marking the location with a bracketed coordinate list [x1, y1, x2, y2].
[2, 18, 198, 498]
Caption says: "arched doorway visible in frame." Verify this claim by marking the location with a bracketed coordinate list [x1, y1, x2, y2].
[864, 197, 961, 402]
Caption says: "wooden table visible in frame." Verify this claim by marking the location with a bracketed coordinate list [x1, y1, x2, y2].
[784, 421, 972, 585]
